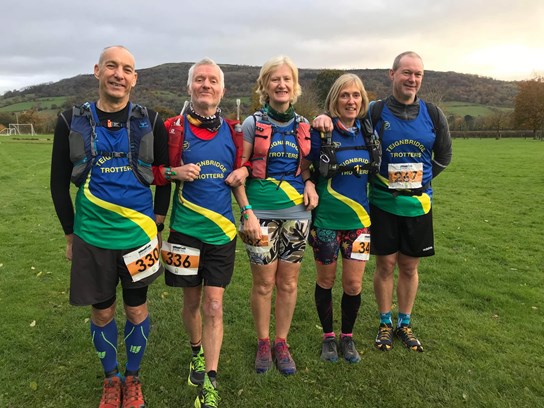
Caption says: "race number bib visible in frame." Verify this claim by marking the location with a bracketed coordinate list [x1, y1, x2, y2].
[123, 237, 161, 282]
[351, 233, 371, 261]
[388, 163, 423, 189]
[238, 225, 270, 247]
[161, 242, 200, 276]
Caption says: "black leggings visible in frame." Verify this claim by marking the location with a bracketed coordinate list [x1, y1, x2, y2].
[92, 286, 149, 309]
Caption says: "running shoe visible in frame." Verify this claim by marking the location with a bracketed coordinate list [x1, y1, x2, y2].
[320, 336, 338, 362]
[194, 374, 219, 408]
[99, 376, 122, 408]
[122, 375, 145, 408]
[374, 323, 394, 351]
[188, 347, 206, 386]
[338, 336, 361, 363]
[395, 324, 424, 352]
[255, 338, 273, 373]
[273, 340, 296, 375]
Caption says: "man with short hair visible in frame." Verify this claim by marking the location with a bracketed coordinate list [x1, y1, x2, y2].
[160, 58, 248, 408]
[50, 45, 171, 408]
[368, 51, 452, 352]
[313, 51, 452, 353]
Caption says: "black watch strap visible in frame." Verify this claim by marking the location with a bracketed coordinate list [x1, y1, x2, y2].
[156, 222, 165, 232]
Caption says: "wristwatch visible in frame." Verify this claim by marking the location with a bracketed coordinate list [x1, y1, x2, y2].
[156, 222, 165, 232]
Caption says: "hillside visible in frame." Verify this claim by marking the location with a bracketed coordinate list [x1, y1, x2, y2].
[0, 62, 518, 120]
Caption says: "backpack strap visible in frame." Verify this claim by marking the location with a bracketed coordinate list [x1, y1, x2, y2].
[165, 114, 185, 168]
[368, 100, 384, 131]
[423, 101, 440, 134]
[225, 118, 244, 169]
[359, 117, 381, 175]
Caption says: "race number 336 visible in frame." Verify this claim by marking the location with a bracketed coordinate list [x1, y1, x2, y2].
[351, 233, 371, 261]
[123, 237, 161, 282]
[161, 242, 200, 276]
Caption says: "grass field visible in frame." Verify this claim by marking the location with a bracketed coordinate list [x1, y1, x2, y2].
[0, 96, 68, 113]
[0, 137, 543, 407]
[442, 102, 513, 117]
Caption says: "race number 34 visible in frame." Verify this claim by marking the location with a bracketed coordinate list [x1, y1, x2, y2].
[351, 233, 371, 261]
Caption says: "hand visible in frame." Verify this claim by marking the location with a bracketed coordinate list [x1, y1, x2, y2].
[172, 163, 201, 182]
[242, 211, 261, 241]
[157, 232, 163, 252]
[225, 167, 249, 187]
[312, 115, 334, 132]
[303, 181, 319, 211]
[65, 234, 74, 261]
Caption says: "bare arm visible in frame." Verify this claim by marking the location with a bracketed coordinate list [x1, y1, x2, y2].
[301, 158, 318, 210]
[225, 140, 253, 187]
[311, 114, 334, 132]
[231, 184, 261, 240]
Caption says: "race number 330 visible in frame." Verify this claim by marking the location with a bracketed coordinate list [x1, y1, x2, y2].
[123, 237, 161, 282]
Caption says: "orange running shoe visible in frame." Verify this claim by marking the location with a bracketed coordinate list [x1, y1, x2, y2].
[99, 376, 122, 408]
[122, 375, 145, 408]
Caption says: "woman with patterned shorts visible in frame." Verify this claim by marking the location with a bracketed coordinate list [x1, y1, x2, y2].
[231, 56, 318, 375]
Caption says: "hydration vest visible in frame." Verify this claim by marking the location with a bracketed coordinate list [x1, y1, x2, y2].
[368, 99, 440, 137]
[318, 117, 381, 179]
[67, 102, 155, 187]
[250, 111, 311, 179]
[369, 100, 436, 197]
[164, 114, 244, 169]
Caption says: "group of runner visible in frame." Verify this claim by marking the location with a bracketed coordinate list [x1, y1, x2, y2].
[50, 46, 452, 408]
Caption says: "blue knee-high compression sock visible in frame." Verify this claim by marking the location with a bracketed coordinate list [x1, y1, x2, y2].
[380, 311, 393, 326]
[90, 319, 119, 375]
[124, 315, 150, 374]
[397, 312, 411, 328]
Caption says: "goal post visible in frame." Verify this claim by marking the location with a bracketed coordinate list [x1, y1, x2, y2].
[8, 123, 36, 135]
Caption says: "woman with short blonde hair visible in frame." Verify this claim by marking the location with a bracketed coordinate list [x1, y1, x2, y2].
[232, 55, 317, 375]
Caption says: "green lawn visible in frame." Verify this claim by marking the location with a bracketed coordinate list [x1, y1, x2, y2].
[0, 137, 542, 407]
[442, 101, 513, 117]
[0, 96, 68, 113]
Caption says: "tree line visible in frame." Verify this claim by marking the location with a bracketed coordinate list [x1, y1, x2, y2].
[0, 65, 542, 138]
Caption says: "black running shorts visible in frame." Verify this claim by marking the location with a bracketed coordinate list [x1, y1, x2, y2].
[70, 234, 163, 306]
[370, 204, 435, 258]
[164, 230, 236, 288]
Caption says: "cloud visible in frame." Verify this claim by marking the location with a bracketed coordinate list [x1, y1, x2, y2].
[1, 0, 543, 94]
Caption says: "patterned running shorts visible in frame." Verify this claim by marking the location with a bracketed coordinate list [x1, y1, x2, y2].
[308, 226, 370, 265]
[244, 219, 310, 265]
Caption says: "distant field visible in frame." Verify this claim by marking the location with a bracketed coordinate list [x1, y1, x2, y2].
[442, 101, 513, 117]
[0, 96, 68, 112]
[0, 95, 513, 119]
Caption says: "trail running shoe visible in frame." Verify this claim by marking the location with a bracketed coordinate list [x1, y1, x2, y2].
[99, 376, 122, 408]
[122, 375, 145, 408]
[320, 336, 338, 362]
[255, 339, 273, 373]
[395, 325, 424, 352]
[274, 340, 296, 375]
[194, 374, 219, 408]
[188, 347, 206, 386]
[374, 323, 394, 351]
[339, 336, 361, 363]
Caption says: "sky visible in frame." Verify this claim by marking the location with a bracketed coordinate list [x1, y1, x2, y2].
[1, 0, 543, 95]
